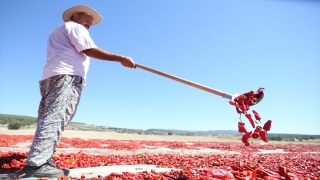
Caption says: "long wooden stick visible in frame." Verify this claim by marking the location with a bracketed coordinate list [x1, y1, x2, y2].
[135, 63, 233, 100]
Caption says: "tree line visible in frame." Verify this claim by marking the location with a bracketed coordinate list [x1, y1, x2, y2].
[0, 114, 37, 129]
[266, 133, 320, 142]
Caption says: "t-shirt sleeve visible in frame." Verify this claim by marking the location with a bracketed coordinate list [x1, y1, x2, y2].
[67, 23, 97, 53]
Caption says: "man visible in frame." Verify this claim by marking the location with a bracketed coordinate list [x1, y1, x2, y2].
[9, 5, 135, 179]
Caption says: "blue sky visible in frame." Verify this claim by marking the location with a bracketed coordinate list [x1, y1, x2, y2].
[0, 0, 319, 135]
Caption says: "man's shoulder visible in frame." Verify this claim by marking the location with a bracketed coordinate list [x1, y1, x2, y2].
[65, 21, 86, 31]
[65, 21, 77, 25]
[65, 21, 82, 27]
[53, 21, 77, 29]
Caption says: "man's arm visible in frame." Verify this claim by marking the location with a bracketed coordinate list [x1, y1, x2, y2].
[83, 48, 135, 68]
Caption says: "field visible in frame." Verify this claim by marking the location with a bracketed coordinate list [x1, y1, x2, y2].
[0, 127, 319, 179]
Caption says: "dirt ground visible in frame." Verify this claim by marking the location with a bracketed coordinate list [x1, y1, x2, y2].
[0, 127, 238, 142]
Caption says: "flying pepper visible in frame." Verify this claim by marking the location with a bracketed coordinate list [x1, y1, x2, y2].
[252, 110, 261, 121]
[259, 130, 268, 142]
[245, 113, 255, 128]
[263, 120, 272, 131]
[238, 122, 248, 133]
[242, 131, 252, 144]
[251, 132, 260, 139]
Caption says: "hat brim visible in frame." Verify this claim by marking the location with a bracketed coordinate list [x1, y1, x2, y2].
[62, 5, 102, 25]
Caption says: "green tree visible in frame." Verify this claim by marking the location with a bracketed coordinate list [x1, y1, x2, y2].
[8, 122, 22, 130]
[0, 114, 37, 127]
[168, 131, 173, 135]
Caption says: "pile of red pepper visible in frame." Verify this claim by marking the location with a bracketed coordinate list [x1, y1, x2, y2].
[1, 150, 319, 179]
[230, 88, 272, 146]
[2, 134, 320, 154]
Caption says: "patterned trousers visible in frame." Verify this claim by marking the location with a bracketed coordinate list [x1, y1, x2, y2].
[26, 75, 83, 166]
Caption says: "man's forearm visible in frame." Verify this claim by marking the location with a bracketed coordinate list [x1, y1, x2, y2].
[82, 48, 125, 62]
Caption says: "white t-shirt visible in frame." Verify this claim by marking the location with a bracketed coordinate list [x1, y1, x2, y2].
[43, 21, 97, 86]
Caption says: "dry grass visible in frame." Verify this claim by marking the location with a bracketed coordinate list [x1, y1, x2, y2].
[0, 127, 233, 142]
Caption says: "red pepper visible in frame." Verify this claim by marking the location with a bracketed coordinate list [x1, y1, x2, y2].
[231, 171, 246, 177]
[244, 141, 250, 146]
[259, 130, 268, 142]
[245, 99, 250, 111]
[239, 103, 247, 112]
[251, 132, 260, 139]
[234, 95, 244, 102]
[242, 131, 252, 143]
[243, 91, 254, 98]
[254, 126, 262, 133]
[263, 120, 272, 131]
[277, 166, 290, 175]
[284, 172, 301, 180]
[251, 126, 262, 139]
[235, 103, 243, 114]
[249, 98, 257, 106]
[230, 165, 244, 172]
[229, 101, 236, 106]
[175, 171, 189, 180]
[276, 166, 300, 180]
[255, 88, 264, 99]
[256, 168, 280, 178]
[206, 169, 235, 179]
[238, 122, 248, 133]
[245, 113, 255, 128]
[252, 110, 261, 121]
[263, 177, 280, 180]
[251, 170, 257, 178]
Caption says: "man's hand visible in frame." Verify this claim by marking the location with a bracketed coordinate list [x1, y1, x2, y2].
[83, 48, 136, 68]
[120, 56, 136, 68]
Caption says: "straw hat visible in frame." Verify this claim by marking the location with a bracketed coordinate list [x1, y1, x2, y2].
[62, 5, 103, 25]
